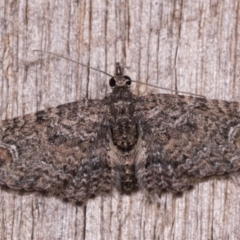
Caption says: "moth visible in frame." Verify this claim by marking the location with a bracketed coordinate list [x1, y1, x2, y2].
[0, 61, 240, 205]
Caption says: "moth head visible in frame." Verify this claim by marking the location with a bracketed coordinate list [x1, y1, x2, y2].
[109, 62, 131, 88]
[109, 76, 131, 88]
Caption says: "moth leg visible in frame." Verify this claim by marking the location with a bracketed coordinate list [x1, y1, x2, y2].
[134, 124, 152, 191]
[105, 129, 122, 190]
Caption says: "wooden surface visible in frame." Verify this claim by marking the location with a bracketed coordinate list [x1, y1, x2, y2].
[0, 0, 240, 239]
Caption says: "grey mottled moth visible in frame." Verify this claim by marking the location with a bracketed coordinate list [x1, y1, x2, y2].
[0, 61, 240, 205]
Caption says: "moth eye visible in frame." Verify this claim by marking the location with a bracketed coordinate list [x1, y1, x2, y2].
[109, 78, 116, 87]
[124, 76, 131, 85]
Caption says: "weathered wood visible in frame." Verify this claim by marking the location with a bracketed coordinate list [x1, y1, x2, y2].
[0, 0, 240, 239]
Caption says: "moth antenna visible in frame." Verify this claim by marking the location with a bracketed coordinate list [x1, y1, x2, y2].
[33, 50, 204, 98]
[33, 50, 114, 78]
[131, 80, 205, 98]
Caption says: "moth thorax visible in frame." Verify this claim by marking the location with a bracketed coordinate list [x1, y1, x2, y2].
[111, 121, 138, 151]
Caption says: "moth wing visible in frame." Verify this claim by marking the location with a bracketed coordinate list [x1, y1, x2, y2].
[0, 100, 112, 204]
[136, 94, 240, 193]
